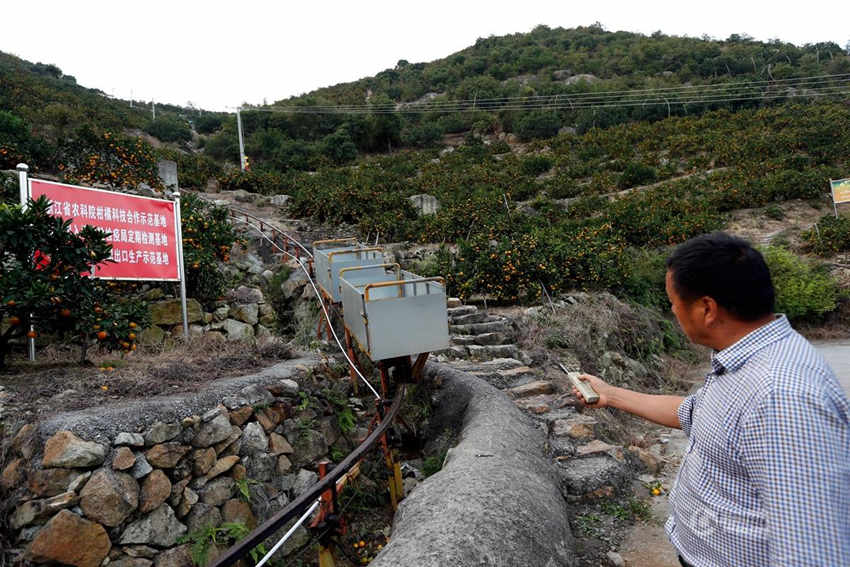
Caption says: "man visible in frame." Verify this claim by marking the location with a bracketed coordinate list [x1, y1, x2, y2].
[573, 232, 850, 566]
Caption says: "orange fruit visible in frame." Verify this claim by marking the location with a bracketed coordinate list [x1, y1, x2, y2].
[128, 322, 137, 329]
[93, 324, 100, 330]
[128, 332, 136, 340]
[121, 341, 129, 349]
[60, 308, 72, 317]
[6, 299, 15, 306]
[9, 316, 21, 326]
[26, 330, 37, 339]
[97, 331, 107, 340]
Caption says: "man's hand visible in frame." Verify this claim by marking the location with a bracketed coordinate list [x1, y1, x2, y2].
[572, 373, 614, 408]
[570, 372, 686, 429]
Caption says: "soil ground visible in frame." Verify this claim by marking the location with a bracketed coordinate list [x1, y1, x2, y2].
[0, 337, 293, 419]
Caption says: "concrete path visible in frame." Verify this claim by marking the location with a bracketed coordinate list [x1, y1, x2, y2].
[816, 340, 850, 394]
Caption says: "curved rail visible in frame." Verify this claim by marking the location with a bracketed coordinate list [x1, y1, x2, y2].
[193, 190, 410, 565]
[192, 192, 312, 258]
[208, 383, 407, 567]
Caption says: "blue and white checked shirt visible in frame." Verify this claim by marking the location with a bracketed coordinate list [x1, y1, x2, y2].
[666, 314, 850, 566]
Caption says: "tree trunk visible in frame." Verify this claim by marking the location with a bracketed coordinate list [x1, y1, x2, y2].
[79, 341, 90, 366]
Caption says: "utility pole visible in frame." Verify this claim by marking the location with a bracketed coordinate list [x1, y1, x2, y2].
[152, 100, 156, 121]
[236, 107, 247, 171]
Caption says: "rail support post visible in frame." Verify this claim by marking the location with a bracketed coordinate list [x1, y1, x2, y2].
[344, 328, 359, 396]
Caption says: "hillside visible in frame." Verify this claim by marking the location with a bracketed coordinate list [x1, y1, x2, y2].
[209, 25, 850, 169]
[2, 26, 849, 324]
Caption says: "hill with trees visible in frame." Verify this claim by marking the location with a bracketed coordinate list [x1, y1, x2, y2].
[2, 25, 849, 323]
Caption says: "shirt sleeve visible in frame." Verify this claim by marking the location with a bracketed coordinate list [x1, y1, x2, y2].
[676, 388, 701, 436]
[740, 385, 850, 566]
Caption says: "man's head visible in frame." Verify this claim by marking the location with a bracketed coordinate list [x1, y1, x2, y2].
[665, 232, 775, 349]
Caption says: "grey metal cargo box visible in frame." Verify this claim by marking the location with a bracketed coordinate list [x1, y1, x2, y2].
[340, 267, 449, 361]
[312, 239, 385, 303]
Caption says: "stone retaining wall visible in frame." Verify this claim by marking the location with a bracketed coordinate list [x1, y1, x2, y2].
[0, 357, 350, 567]
[142, 285, 278, 345]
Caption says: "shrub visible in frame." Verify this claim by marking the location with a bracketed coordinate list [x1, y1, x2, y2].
[489, 140, 511, 154]
[762, 246, 842, 322]
[618, 247, 670, 310]
[802, 215, 850, 255]
[521, 155, 554, 176]
[180, 193, 238, 304]
[217, 169, 283, 195]
[618, 162, 657, 189]
[194, 114, 224, 134]
[1, 171, 17, 205]
[764, 204, 785, 220]
[514, 110, 561, 141]
[400, 122, 443, 148]
[145, 116, 192, 144]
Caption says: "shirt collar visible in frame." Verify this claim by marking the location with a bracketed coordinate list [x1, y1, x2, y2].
[711, 314, 791, 375]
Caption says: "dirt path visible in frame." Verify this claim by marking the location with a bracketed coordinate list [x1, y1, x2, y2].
[618, 426, 687, 567]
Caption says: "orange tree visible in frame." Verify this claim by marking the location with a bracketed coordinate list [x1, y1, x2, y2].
[179, 193, 238, 304]
[57, 125, 162, 190]
[0, 196, 148, 367]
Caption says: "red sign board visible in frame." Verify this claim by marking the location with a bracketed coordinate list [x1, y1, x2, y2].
[29, 179, 180, 281]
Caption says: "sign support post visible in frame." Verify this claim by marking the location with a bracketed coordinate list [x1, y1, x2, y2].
[16, 163, 36, 361]
[173, 190, 190, 339]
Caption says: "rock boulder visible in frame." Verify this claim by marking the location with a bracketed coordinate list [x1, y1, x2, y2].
[42, 431, 107, 469]
[27, 510, 111, 567]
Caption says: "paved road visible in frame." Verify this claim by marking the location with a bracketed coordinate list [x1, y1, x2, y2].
[816, 341, 850, 395]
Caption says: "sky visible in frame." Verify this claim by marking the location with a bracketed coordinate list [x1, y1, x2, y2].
[3, 1, 848, 111]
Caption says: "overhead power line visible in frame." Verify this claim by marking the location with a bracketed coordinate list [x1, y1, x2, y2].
[232, 73, 850, 115]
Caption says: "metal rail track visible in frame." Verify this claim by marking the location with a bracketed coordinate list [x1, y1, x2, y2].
[193, 193, 409, 567]
[209, 384, 406, 567]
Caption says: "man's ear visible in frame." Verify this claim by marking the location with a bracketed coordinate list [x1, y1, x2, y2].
[702, 296, 720, 326]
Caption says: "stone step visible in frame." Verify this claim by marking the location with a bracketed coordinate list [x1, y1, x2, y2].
[550, 415, 599, 442]
[575, 440, 625, 462]
[514, 394, 556, 415]
[556, 455, 630, 499]
[449, 312, 489, 325]
[447, 358, 535, 389]
[455, 357, 524, 371]
[450, 320, 510, 336]
[508, 380, 555, 399]
[467, 366, 536, 390]
[467, 344, 520, 361]
[435, 346, 470, 360]
[472, 332, 509, 346]
[446, 297, 463, 308]
[451, 336, 477, 346]
[446, 305, 477, 318]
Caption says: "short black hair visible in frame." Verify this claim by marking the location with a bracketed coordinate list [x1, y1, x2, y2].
[666, 232, 775, 321]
